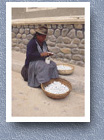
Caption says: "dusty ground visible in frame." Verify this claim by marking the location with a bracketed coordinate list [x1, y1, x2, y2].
[12, 51, 85, 117]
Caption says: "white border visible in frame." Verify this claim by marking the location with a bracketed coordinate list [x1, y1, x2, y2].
[6, 2, 90, 122]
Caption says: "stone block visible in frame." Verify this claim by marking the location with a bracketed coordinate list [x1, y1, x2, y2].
[76, 61, 84, 66]
[74, 24, 83, 29]
[48, 46, 60, 53]
[12, 38, 18, 43]
[18, 44, 25, 49]
[64, 24, 73, 29]
[52, 24, 57, 29]
[78, 44, 85, 49]
[68, 44, 78, 48]
[57, 52, 64, 58]
[56, 36, 63, 43]
[29, 25, 35, 29]
[22, 34, 26, 39]
[48, 29, 54, 35]
[30, 29, 35, 35]
[24, 25, 29, 28]
[63, 44, 72, 48]
[12, 32, 16, 38]
[19, 28, 25, 34]
[65, 54, 72, 60]
[62, 29, 69, 37]
[14, 47, 20, 51]
[67, 29, 76, 39]
[22, 39, 29, 45]
[63, 37, 71, 44]
[57, 43, 65, 48]
[17, 39, 22, 44]
[60, 48, 71, 54]
[46, 40, 55, 47]
[77, 30, 84, 39]
[17, 25, 22, 28]
[54, 29, 61, 37]
[83, 56, 85, 62]
[81, 39, 85, 44]
[63, 58, 69, 62]
[79, 49, 85, 55]
[57, 58, 63, 61]
[25, 28, 30, 34]
[13, 28, 19, 34]
[27, 34, 33, 40]
[58, 24, 63, 29]
[12, 43, 17, 47]
[47, 24, 51, 29]
[71, 48, 79, 54]
[72, 38, 80, 45]
[35, 24, 39, 29]
[70, 60, 76, 65]
[51, 54, 57, 58]
[48, 35, 56, 42]
[17, 33, 22, 39]
[72, 54, 82, 61]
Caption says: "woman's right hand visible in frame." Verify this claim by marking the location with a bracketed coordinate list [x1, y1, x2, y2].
[40, 52, 49, 57]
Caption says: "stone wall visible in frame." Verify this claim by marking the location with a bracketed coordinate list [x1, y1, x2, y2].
[12, 24, 85, 66]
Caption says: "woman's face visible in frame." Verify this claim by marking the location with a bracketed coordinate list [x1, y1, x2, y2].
[36, 34, 46, 43]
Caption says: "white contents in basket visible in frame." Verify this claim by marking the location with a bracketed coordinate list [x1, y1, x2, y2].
[57, 65, 72, 70]
[45, 81, 69, 94]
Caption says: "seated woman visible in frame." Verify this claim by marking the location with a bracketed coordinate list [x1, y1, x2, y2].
[21, 26, 59, 88]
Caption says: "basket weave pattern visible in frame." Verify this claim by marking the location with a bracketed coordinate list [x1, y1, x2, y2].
[41, 78, 72, 99]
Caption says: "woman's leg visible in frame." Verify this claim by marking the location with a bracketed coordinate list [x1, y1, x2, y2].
[50, 61, 59, 79]
[36, 60, 59, 83]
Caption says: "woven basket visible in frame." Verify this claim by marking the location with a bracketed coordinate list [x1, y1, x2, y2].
[57, 64, 74, 75]
[41, 78, 72, 99]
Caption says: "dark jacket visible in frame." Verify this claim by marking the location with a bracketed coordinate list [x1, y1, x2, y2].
[25, 37, 47, 67]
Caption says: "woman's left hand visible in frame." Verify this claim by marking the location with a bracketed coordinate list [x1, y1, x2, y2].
[47, 52, 54, 56]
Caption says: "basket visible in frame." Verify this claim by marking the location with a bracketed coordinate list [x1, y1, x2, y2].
[57, 64, 74, 75]
[41, 78, 72, 99]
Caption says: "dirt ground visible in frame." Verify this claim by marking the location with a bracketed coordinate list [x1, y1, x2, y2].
[12, 71, 84, 117]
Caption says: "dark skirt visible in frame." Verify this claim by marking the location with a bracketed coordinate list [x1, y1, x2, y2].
[21, 65, 28, 81]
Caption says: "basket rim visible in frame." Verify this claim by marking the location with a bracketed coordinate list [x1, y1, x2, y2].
[41, 78, 72, 99]
[57, 64, 74, 75]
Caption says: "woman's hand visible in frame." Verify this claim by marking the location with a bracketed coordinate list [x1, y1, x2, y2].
[40, 52, 54, 57]
[40, 52, 49, 57]
[47, 52, 54, 56]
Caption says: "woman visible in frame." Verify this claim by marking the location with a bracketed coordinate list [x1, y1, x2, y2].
[21, 26, 59, 88]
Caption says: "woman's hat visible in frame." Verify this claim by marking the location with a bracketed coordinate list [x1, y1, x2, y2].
[35, 26, 48, 35]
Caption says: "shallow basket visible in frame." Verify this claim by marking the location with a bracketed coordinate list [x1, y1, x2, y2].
[41, 78, 72, 99]
[57, 64, 74, 75]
